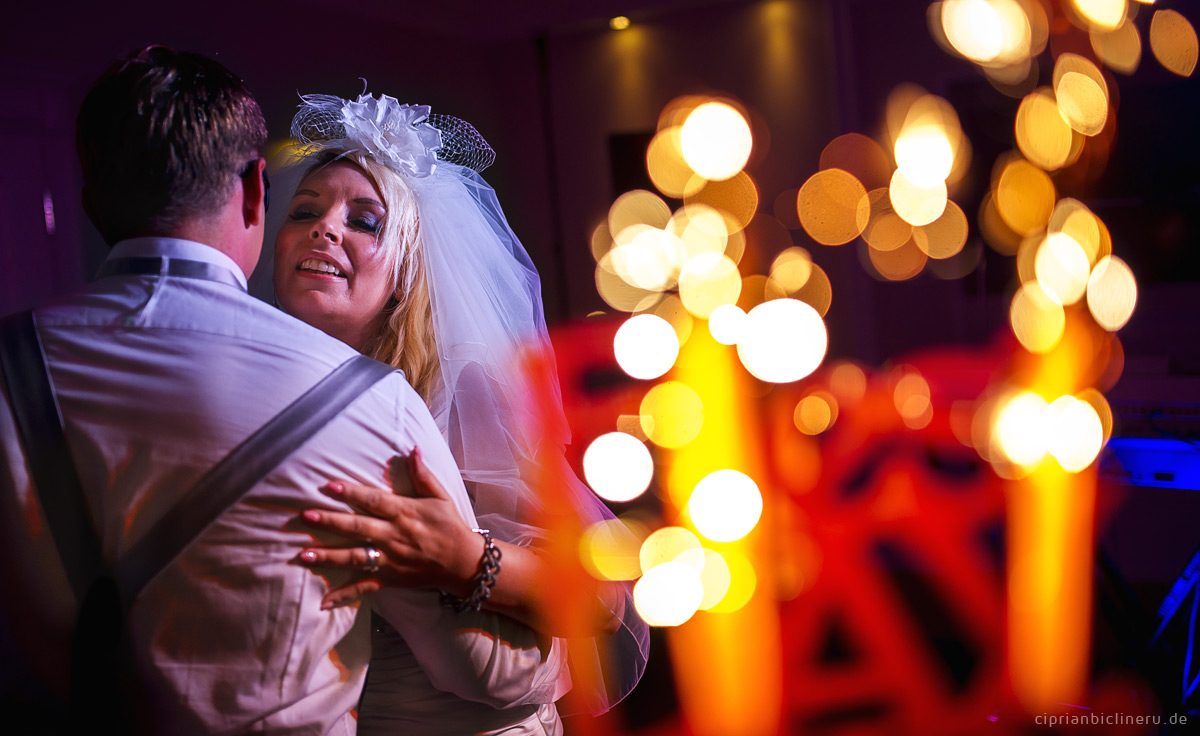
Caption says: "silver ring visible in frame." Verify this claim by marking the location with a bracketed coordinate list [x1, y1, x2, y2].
[363, 546, 382, 573]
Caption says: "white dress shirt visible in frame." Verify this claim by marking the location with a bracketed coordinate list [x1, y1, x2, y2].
[0, 237, 564, 733]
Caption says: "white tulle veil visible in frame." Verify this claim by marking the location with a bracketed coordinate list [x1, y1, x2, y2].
[252, 92, 649, 713]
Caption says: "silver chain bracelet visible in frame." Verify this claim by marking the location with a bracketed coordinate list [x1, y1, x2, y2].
[440, 528, 502, 612]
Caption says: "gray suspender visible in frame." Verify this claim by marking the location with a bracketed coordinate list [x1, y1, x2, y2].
[0, 308, 395, 604]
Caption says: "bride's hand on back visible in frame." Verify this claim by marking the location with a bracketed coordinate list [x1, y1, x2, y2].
[296, 448, 484, 609]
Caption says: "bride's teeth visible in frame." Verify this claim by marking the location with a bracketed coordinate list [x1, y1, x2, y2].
[299, 258, 344, 276]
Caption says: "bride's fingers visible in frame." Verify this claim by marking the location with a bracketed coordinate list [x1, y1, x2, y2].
[296, 545, 380, 570]
[317, 481, 401, 518]
[320, 579, 383, 610]
[301, 507, 394, 542]
[399, 448, 453, 501]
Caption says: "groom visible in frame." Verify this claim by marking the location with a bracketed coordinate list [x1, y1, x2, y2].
[0, 46, 559, 732]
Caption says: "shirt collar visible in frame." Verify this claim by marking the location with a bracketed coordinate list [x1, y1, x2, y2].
[107, 237, 250, 291]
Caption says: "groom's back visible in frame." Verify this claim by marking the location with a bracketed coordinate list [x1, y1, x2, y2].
[0, 45, 438, 733]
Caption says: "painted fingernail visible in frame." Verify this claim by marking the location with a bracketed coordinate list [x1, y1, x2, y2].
[325, 482, 344, 495]
[302, 510, 321, 523]
[321, 600, 333, 611]
[300, 550, 317, 562]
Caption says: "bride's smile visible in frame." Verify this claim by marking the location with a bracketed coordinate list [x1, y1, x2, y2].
[274, 160, 395, 350]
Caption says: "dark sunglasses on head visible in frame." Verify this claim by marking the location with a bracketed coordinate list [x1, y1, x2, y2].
[240, 160, 271, 212]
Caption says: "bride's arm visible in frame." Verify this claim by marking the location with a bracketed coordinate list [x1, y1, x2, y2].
[297, 449, 623, 637]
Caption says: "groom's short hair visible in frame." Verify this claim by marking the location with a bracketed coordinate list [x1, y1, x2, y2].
[76, 45, 267, 244]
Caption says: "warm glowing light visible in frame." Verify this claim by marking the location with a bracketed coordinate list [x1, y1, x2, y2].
[913, 200, 969, 259]
[1049, 199, 1109, 265]
[1150, 9, 1198, 77]
[688, 469, 763, 543]
[858, 188, 913, 252]
[820, 133, 892, 190]
[647, 127, 706, 199]
[609, 189, 671, 236]
[1010, 282, 1066, 353]
[707, 551, 757, 613]
[1035, 232, 1091, 305]
[680, 102, 753, 180]
[1053, 56, 1110, 136]
[1071, 0, 1127, 32]
[613, 313, 681, 380]
[736, 299, 828, 383]
[610, 228, 687, 291]
[865, 234, 929, 281]
[996, 391, 1050, 466]
[794, 392, 838, 435]
[708, 304, 748, 345]
[941, 0, 1005, 63]
[1087, 255, 1138, 331]
[768, 247, 813, 294]
[610, 15, 631, 30]
[829, 362, 868, 402]
[889, 168, 948, 226]
[1044, 396, 1104, 472]
[678, 252, 742, 318]
[634, 561, 704, 626]
[671, 204, 729, 259]
[640, 381, 705, 448]
[895, 124, 955, 187]
[797, 169, 869, 245]
[639, 526, 704, 575]
[582, 432, 654, 502]
[654, 294, 694, 345]
[789, 262, 833, 317]
[595, 251, 662, 313]
[894, 372, 933, 429]
[697, 549, 733, 610]
[996, 158, 1056, 235]
[581, 517, 648, 581]
[685, 172, 760, 235]
[1015, 87, 1075, 169]
[1091, 20, 1142, 74]
[1078, 388, 1114, 446]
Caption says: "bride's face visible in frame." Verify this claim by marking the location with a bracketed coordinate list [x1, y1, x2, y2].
[274, 161, 395, 351]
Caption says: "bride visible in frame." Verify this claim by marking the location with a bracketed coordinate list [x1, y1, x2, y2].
[255, 92, 649, 733]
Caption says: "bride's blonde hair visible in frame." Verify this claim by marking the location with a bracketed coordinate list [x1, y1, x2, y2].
[302, 148, 441, 403]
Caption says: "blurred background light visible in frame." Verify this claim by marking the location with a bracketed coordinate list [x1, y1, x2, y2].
[583, 431, 654, 502]
[688, 469, 764, 543]
[1087, 255, 1138, 330]
[1044, 395, 1104, 472]
[639, 526, 705, 574]
[1090, 18, 1142, 74]
[889, 168, 948, 226]
[697, 549, 733, 610]
[634, 561, 705, 626]
[996, 391, 1050, 466]
[794, 391, 838, 435]
[705, 550, 757, 613]
[1070, 0, 1127, 32]
[614, 313, 681, 379]
[581, 517, 649, 581]
[796, 169, 868, 245]
[1015, 87, 1076, 169]
[640, 381, 706, 448]
[1149, 8, 1198, 76]
[679, 252, 743, 318]
[1010, 281, 1066, 353]
[708, 303, 748, 345]
[610, 15, 631, 31]
[680, 101, 753, 180]
[736, 298, 828, 383]
[1035, 232, 1091, 305]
